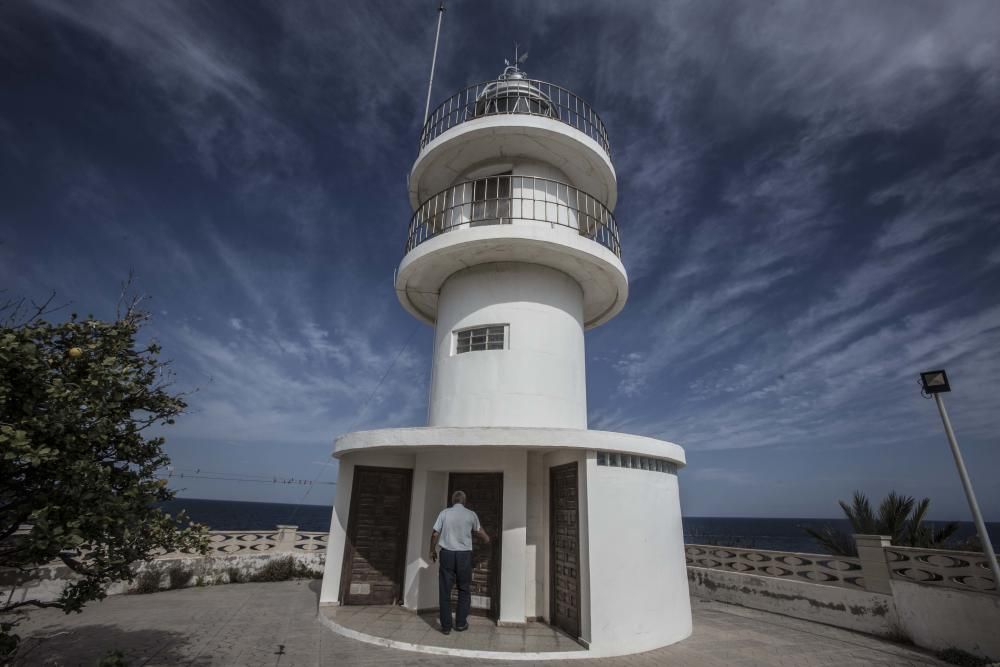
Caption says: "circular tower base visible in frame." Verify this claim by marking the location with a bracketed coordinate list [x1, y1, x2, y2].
[318, 427, 693, 658]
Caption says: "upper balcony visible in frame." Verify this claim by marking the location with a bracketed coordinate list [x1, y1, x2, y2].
[409, 69, 618, 212]
[419, 74, 612, 156]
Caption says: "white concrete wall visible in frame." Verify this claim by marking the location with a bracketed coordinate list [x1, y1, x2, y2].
[458, 157, 570, 185]
[445, 161, 586, 236]
[404, 468, 447, 611]
[5, 552, 325, 604]
[428, 263, 586, 428]
[687, 567, 899, 635]
[891, 579, 1000, 659]
[525, 451, 545, 619]
[395, 221, 629, 330]
[334, 427, 686, 466]
[400, 448, 528, 625]
[409, 113, 618, 211]
[584, 456, 692, 655]
[319, 451, 416, 606]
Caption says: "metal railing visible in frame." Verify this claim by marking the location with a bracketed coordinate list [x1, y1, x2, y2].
[405, 175, 621, 258]
[419, 78, 612, 155]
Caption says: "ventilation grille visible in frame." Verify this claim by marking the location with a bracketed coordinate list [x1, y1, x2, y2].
[596, 451, 677, 474]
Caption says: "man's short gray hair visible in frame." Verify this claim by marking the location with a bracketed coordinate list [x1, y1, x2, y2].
[451, 490, 466, 505]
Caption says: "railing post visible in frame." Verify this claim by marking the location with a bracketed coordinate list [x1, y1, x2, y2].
[275, 525, 299, 553]
[854, 534, 893, 594]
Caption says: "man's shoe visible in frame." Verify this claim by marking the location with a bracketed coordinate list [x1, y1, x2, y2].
[455, 624, 469, 632]
[440, 627, 452, 635]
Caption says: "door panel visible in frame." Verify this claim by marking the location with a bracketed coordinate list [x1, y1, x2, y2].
[340, 466, 412, 605]
[550, 462, 581, 638]
[447, 472, 503, 619]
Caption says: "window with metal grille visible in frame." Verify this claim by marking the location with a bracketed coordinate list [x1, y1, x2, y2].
[455, 325, 506, 354]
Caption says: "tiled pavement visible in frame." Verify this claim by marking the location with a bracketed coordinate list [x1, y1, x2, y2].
[324, 604, 586, 653]
[11, 580, 949, 666]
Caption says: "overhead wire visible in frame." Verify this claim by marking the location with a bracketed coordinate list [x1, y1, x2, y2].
[161, 322, 422, 504]
[168, 467, 287, 481]
[285, 319, 423, 522]
[158, 471, 335, 486]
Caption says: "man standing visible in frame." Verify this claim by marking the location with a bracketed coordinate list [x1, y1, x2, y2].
[429, 490, 490, 634]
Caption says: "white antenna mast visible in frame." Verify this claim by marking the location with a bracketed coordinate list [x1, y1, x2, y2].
[422, 3, 446, 125]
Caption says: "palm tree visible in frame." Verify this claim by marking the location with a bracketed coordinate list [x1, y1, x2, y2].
[804, 491, 958, 556]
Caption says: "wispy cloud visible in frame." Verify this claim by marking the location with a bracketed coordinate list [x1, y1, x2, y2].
[587, 1, 1000, 475]
[166, 317, 425, 447]
[4, 1, 998, 516]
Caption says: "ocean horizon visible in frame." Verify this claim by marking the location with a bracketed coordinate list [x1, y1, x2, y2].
[158, 497, 999, 555]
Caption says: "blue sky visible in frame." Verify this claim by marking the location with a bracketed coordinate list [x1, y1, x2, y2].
[2, 1, 998, 519]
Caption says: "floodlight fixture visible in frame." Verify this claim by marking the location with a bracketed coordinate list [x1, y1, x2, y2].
[917, 368, 1000, 588]
[919, 369, 951, 394]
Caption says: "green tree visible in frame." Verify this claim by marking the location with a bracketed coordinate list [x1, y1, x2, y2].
[804, 490, 959, 556]
[0, 294, 207, 658]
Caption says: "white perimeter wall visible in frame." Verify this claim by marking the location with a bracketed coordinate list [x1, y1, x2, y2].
[687, 567, 898, 635]
[584, 454, 692, 654]
[687, 563, 1000, 660]
[891, 579, 1000, 659]
[429, 263, 586, 429]
[6, 551, 326, 604]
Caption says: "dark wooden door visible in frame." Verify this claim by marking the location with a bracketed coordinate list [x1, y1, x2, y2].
[447, 472, 503, 619]
[550, 462, 581, 638]
[340, 466, 412, 606]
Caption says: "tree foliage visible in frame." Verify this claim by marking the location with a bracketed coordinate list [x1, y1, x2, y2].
[804, 490, 959, 556]
[0, 295, 207, 657]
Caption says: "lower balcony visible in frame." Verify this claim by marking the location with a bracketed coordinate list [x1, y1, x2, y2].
[396, 175, 627, 329]
[404, 176, 621, 259]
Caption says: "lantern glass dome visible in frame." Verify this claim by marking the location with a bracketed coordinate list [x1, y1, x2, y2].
[475, 66, 556, 117]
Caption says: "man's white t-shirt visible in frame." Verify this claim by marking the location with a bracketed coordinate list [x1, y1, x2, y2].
[432, 503, 481, 551]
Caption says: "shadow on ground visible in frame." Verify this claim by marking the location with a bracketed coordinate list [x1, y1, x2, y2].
[417, 611, 440, 631]
[14, 624, 207, 666]
[308, 578, 322, 602]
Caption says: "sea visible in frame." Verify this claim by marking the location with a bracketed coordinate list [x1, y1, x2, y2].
[158, 498, 999, 555]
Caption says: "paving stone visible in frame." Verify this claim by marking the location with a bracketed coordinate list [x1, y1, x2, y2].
[490, 638, 528, 651]
[9, 582, 953, 666]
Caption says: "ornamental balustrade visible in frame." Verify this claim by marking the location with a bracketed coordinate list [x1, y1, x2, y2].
[885, 546, 996, 594]
[687, 540, 997, 596]
[163, 525, 328, 558]
[685, 544, 866, 591]
[149, 531, 993, 596]
[18, 523, 999, 597]
[14, 526, 997, 598]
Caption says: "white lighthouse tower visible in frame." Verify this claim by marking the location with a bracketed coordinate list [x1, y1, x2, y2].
[320, 62, 692, 657]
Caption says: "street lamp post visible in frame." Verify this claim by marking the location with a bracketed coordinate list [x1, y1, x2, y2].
[919, 369, 1000, 591]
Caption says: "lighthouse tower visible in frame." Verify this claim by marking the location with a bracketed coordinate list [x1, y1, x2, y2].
[320, 63, 692, 657]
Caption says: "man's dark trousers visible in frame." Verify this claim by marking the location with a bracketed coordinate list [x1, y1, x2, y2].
[438, 548, 472, 630]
